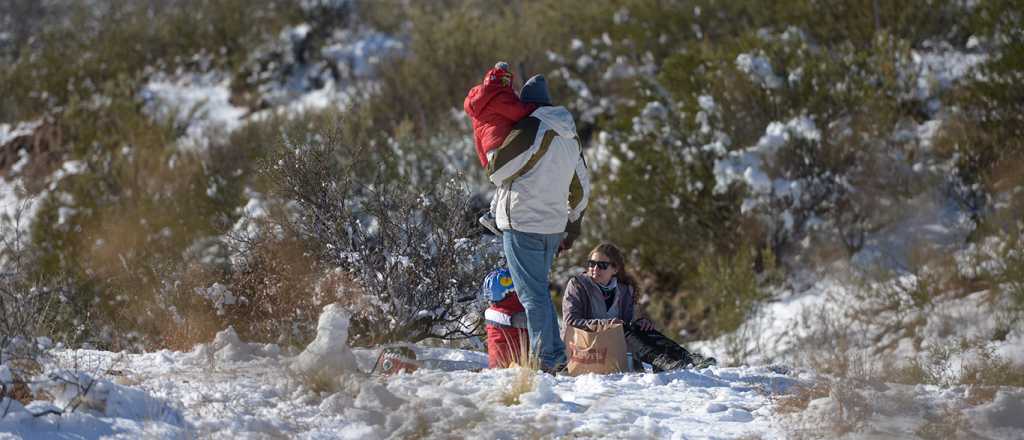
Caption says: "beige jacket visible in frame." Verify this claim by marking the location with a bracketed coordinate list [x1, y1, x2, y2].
[487, 106, 590, 238]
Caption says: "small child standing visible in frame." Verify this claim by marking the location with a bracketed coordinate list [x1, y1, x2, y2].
[482, 268, 529, 368]
[463, 61, 538, 235]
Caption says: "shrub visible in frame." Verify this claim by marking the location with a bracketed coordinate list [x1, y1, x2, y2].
[20, 80, 283, 349]
[941, 1, 1024, 191]
[973, 220, 1024, 325]
[363, 0, 623, 138]
[644, 246, 773, 341]
[575, 2, 986, 334]
[779, 355, 876, 439]
[230, 198, 389, 347]
[0, 0, 300, 121]
[0, 0, 311, 348]
[266, 114, 501, 346]
[1, 205, 85, 410]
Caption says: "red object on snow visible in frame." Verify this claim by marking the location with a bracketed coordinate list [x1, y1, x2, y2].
[485, 292, 530, 368]
[373, 347, 420, 375]
[464, 67, 538, 168]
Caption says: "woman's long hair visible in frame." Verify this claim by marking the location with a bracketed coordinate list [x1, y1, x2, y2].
[589, 242, 638, 288]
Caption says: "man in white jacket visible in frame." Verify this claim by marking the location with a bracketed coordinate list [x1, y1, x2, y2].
[485, 74, 590, 372]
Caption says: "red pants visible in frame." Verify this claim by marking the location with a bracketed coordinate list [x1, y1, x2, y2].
[486, 324, 528, 368]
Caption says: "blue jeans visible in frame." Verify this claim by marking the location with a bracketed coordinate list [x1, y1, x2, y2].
[503, 229, 566, 369]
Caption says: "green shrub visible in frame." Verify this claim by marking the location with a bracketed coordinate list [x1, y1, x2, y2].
[576, 23, 929, 337]
[644, 246, 773, 340]
[364, 0, 624, 137]
[980, 221, 1024, 322]
[20, 83, 296, 348]
[940, 1, 1024, 190]
[0, 0, 300, 122]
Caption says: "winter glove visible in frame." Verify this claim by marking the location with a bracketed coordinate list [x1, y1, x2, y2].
[556, 235, 575, 257]
[632, 318, 655, 332]
[559, 217, 581, 257]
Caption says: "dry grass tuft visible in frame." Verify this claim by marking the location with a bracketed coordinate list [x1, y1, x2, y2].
[915, 406, 974, 440]
[499, 333, 540, 406]
[773, 382, 829, 415]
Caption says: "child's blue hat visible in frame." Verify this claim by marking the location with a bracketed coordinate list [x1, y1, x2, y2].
[483, 268, 515, 302]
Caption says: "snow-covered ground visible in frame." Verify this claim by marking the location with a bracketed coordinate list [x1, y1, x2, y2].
[4, 309, 1023, 439]
[5, 304, 1021, 439]
[1, 307, 798, 439]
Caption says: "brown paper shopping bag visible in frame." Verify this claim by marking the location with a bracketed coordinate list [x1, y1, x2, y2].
[564, 322, 629, 376]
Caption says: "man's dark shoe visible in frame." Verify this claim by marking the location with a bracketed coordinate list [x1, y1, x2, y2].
[542, 363, 567, 375]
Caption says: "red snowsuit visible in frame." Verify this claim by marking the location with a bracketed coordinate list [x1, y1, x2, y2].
[464, 67, 538, 168]
[485, 292, 529, 368]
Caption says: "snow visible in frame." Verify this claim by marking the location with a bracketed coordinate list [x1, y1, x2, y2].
[0, 305, 804, 439]
[1, 123, 45, 241]
[0, 122, 40, 147]
[291, 303, 360, 380]
[910, 43, 987, 104]
[994, 326, 1024, 367]
[852, 188, 975, 272]
[712, 116, 820, 216]
[193, 283, 247, 316]
[1, 361, 188, 438]
[0, 178, 38, 252]
[975, 390, 1024, 430]
[321, 31, 403, 80]
[139, 72, 247, 152]
[136, 27, 400, 154]
[735, 52, 783, 89]
[785, 381, 1024, 438]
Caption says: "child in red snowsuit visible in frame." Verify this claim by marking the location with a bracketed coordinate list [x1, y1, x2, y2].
[464, 62, 538, 235]
[483, 268, 529, 368]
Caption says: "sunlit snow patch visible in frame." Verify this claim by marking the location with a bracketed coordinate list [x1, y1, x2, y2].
[139, 72, 247, 152]
[291, 303, 359, 379]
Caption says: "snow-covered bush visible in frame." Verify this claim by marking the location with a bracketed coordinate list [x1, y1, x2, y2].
[940, 1, 1023, 183]
[964, 221, 1024, 331]
[1, 212, 87, 415]
[228, 2, 404, 111]
[0, 0, 300, 123]
[0, 207, 79, 360]
[267, 118, 501, 346]
[194, 228, 326, 348]
[0, 0, 311, 350]
[545, 0, 989, 341]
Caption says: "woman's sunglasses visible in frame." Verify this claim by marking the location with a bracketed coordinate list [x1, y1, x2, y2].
[587, 260, 612, 270]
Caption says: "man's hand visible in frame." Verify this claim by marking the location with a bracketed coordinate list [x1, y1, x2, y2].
[556, 236, 575, 257]
[633, 318, 655, 332]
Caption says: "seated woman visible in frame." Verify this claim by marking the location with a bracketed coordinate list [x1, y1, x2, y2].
[562, 242, 715, 371]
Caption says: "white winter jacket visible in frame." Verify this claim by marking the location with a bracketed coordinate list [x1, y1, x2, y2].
[486, 106, 590, 237]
